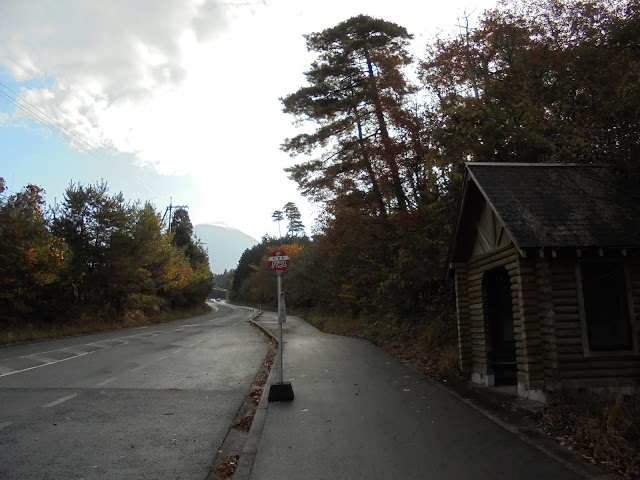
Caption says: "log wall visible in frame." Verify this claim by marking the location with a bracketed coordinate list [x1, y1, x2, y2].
[550, 258, 640, 387]
[455, 266, 473, 374]
[511, 257, 545, 392]
[456, 251, 640, 393]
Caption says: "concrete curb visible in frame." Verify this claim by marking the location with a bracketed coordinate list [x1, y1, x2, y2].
[233, 317, 280, 480]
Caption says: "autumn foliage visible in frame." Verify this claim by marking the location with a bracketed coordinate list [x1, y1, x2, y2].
[231, 1, 639, 330]
[0, 179, 213, 328]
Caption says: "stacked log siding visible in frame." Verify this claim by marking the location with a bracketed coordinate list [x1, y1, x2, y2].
[450, 164, 640, 399]
[454, 266, 473, 374]
[551, 257, 640, 387]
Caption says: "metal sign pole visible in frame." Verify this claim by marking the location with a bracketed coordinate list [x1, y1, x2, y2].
[277, 270, 284, 384]
[267, 251, 294, 402]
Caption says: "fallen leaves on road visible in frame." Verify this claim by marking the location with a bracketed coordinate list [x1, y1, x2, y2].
[247, 387, 263, 407]
[255, 371, 269, 387]
[232, 414, 254, 432]
[214, 454, 239, 478]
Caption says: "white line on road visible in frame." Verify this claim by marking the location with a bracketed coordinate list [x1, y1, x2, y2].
[42, 393, 77, 408]
[0, 351, 91, 378]
[26, 354, 57, 364]
[95, 377, 118, 386]
[0, 308, 228, 378]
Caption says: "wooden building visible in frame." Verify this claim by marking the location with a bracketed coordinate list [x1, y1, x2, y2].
[448, 163, 640, 402]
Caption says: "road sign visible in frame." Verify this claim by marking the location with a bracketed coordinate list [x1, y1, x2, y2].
[269, 251, 290, 271]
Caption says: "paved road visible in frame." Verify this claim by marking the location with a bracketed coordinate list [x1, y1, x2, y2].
[244, 314, 591, 480]
[0, 303, 267, 480]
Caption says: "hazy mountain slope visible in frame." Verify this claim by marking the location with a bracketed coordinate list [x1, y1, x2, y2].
[194, 224, 258, 274]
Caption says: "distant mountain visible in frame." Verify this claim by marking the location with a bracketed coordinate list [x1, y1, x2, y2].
[194, 224, 258, 274]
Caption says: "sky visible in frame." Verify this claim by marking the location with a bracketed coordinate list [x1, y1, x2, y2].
[0, 0, 496, 243]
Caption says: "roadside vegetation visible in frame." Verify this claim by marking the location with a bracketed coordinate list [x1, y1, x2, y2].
[540, 392, 640, 478]
[0, 179, 213, 344]
[229, 1, 639, 477]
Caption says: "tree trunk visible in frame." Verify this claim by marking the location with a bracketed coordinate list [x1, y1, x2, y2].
[355, 108, 388, 217]
[363, 47, 407, 212]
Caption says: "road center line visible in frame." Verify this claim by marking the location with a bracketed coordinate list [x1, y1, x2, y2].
[42, 393, 77, 408]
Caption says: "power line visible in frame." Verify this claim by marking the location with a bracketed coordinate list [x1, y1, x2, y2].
[0, 81, 98, 154]
[0, 80, 173, 208]
[0, 89, 97, 157]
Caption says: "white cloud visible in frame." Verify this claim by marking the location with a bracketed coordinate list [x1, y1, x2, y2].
[0, 0, 258, 153]
[0, 0, 494, 238]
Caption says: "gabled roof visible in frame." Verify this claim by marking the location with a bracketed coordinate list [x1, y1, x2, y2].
[449, 163, 640, 264]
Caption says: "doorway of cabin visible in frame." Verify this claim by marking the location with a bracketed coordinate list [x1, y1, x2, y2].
[483, 267, 517, 386]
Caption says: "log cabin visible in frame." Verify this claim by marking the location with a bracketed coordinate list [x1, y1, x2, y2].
[448, 163, 640, 403]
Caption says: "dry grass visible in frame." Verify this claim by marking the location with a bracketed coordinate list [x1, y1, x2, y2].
[539, 390, 640, 478]
[0, 304, 211, 345]
[304, 313, 364, 336]
[305, 312, 460, 379]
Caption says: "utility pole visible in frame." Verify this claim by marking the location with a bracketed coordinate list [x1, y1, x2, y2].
[162, 197, 188, 234]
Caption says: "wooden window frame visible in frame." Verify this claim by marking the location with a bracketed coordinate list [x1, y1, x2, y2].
[576, 259, 639, 357]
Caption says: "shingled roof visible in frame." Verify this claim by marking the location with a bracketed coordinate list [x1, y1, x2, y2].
[449, 163, 640, 263]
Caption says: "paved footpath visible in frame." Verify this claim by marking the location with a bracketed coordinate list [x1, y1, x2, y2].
[236, 313, 608, 480]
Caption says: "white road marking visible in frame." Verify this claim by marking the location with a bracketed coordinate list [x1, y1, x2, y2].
[26, 354, 57, 364]
[95, 377, 118, 386]
[0, 308, 229, 377]
[0, 351, 91, 378]
[42, 393, 77, 408]
[0, 365, 16, 375]
[62, 347, 91, 355]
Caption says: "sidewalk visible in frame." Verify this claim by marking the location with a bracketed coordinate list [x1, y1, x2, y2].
[236, 313, 608, 480]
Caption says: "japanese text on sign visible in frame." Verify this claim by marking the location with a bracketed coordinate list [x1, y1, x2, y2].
[269, 251, 290, 271]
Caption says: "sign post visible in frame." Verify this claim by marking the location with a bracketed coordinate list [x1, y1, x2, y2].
[267, 251, 294, 402]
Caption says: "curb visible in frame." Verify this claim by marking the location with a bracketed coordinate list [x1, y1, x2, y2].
[233, 317, 280, 480]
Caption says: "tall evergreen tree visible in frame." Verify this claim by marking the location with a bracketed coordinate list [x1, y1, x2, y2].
[283, 202, 305, 237]
[51, 181, 132, 305]
[272, 209, 284, 240]
[281, 15, 416, 215]
[170, 207, 208, 269]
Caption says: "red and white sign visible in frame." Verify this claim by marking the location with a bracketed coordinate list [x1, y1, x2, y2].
[269, 251, 290, 271]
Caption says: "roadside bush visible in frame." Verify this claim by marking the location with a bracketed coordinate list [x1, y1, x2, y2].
[539, 390, 640, 477]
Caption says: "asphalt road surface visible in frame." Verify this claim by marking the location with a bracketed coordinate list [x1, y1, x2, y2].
[0, 303, 267, 480]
